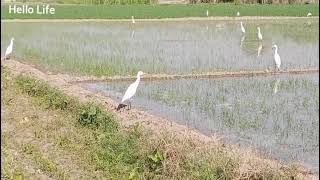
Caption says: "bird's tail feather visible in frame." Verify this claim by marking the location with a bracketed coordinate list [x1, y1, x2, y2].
[116, 103, 127, 111]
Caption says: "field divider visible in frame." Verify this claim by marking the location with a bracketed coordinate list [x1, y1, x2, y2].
[71, 68, 319, 83]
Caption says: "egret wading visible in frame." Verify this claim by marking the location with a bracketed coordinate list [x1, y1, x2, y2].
[206, 10, 209, 17]
[307, 12, 312, 17]
[240, 21, 245, 33]
[272, 44, 281, 71]
[131, 16, 135, 24]
[4, 37, 14, 60]
[237, 11, 240, 16]
[257, 27, 263, 41]
[117, 71, 145, 111]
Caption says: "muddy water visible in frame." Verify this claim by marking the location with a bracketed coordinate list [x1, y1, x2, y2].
[80, 74, 319, 173]
[1, 19, 319, 75]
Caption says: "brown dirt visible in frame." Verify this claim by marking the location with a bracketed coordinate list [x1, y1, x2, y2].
[1, 16, 319, 23]
[1, 59, 318, 179]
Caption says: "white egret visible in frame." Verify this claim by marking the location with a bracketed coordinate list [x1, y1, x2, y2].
[237, 11, 240, 16]
[307, 12, 312, 17]
[240, 21, 245, 33]
[4, 37, 14, 60]
[257, 27, 263, 41]
[117, 71, 145, 111]
[272, 44, 281, 71]
[206, 10, 209, 17]
[131, 16, 135, 24]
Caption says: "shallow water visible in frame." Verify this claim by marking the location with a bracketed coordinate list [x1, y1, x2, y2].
[1, 19, 319, 76]
[80, 74, 319, 173]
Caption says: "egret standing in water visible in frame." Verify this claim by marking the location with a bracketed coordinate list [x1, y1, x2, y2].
[3, 37, 14, 60]
[131, 16, 135, 24]
[240, 21, 245, 34]
[237, 11, 240, 16]
[117, 71, 145, 111]
[257, 27, 263, 41]
[206, 10, 209, 17]
[307, 12, 312, 17]
[272, 44, 281, 71]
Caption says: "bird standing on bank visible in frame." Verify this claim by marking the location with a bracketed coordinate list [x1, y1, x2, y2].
[307, 12, 312, 17]
[240, 21, 245, 33]
[257, 27, 263, 41]
[117, 71, 145, 111]
[4, 37, 14, 60]
[131, 16, 135, 24]
[237, 11, 240, 16]
[206, 10, 209, 17]
[272, 44, 281, 71]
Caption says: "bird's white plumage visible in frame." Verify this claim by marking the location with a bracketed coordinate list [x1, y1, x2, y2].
[257, 27, 263, 40]
[307, 12, 312, 17]
[206, 10, 209, 16]
[273, 44, 281, 69]
[5, 38, 14, 58]
[237, 11, 240, 16]
[121, 71, 144, 103]
[131, 16, 135, 24]
[257, 43, 262, 57]
[240, 22, 245, 33]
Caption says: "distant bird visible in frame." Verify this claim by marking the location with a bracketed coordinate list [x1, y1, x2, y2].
[257, 27, 263, 40]
[237, 11, 240, 16]
[206, 10, 209, 17]
[117, 71, 145, 111]
[240, 21, 245, 33]
[4, 37, 14, 60]
[131, 16, 135, 24]
[307, 12, 312, 17]
[272, 44, 281, 71]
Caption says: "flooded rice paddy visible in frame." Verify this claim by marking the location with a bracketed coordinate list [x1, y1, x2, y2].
[1, 19, 319, 76]
[80, 74, 319, 173]
[1, 19, 319, 172]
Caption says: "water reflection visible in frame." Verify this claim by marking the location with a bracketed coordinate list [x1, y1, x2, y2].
[257, 42, 263, 57]
[273, 78, 280, 94]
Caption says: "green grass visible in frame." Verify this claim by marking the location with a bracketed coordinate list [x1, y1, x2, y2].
[1, 3, 319, 19]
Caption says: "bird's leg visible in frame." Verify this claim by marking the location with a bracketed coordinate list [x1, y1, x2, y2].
[128, 100, 131, 110]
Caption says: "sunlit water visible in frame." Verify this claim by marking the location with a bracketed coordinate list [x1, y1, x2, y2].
[1, 19, 319, 76]
[80, 74, 319, 173]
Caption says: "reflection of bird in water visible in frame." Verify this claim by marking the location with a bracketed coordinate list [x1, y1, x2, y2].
[131, 16, 135, 24]
[240, 21, 245, 34]
[257, 27, 263, 41]
[307, 21, 311, 26]
[240, 35, 245, 48]
[131, 30, 135, 38]
[206, 25, 209, 31]
[273, 79, 280, 94]
[257, 42, 262, 57]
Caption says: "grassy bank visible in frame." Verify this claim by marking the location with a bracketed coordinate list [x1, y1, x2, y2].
[1, 65, 305, 179]
[1, 3, 319, 19]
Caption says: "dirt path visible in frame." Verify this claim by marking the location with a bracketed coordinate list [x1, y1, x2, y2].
[1, 16, 319, 22]
[69, 68, 319, 83]
[1, 59, 318, 179]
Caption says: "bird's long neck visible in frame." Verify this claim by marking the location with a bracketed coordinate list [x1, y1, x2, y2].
[274, 47, 278, 54]
[134, 75, 141, 85]
[10, 40, 13, 46]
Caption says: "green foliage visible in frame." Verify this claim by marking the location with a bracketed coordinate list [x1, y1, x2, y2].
[147, 149, 164, 173]
[1, 4, 319, 19]
[15, 75, 74, 110]
[77, 102, 118, 131]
